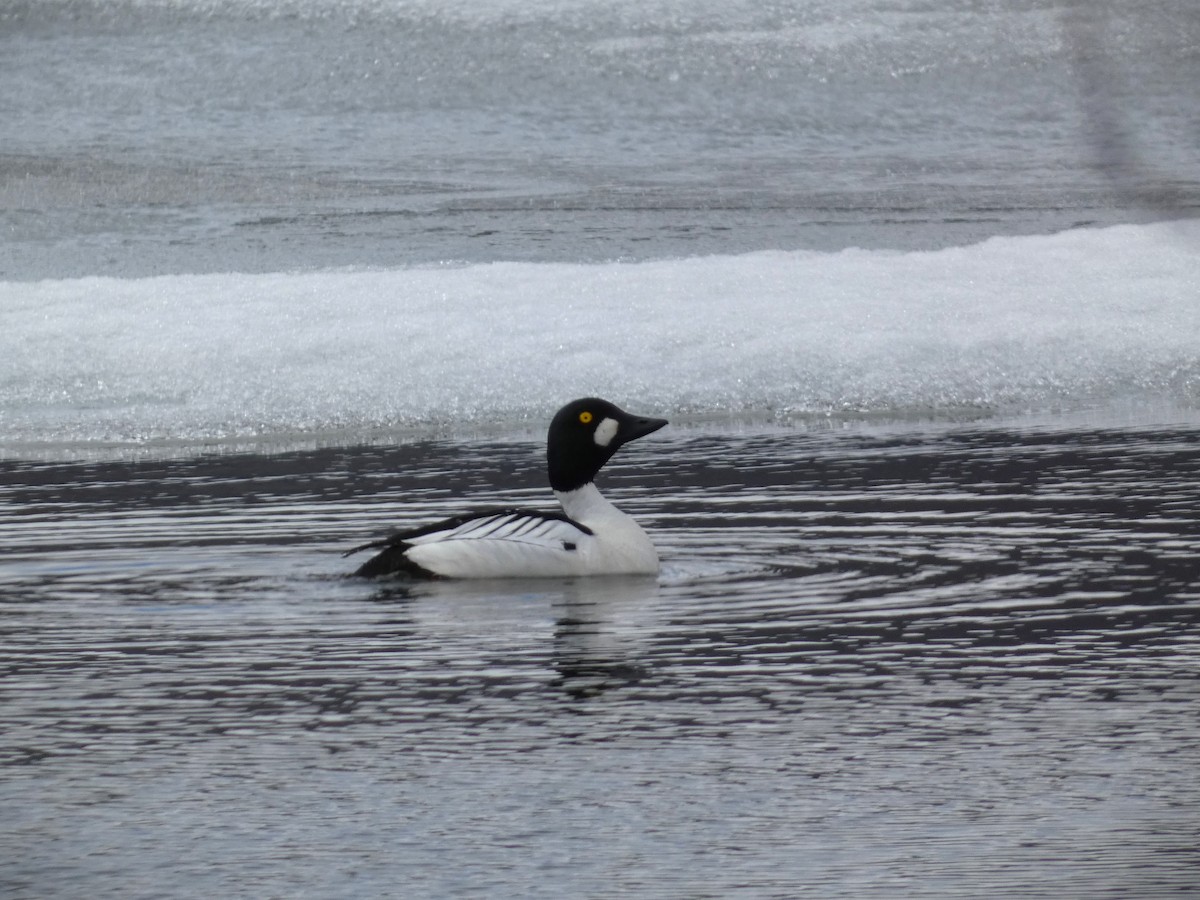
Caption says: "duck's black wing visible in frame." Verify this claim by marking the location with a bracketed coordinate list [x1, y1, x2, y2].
[346, 507, 594, 578]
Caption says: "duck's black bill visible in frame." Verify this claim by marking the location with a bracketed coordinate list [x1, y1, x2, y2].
[620, 414, 669, 444]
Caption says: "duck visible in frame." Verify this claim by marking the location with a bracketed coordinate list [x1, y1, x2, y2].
[346, 398, 668, 578]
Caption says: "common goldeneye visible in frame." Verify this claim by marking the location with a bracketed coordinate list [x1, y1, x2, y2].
[347, 398, 668, 578]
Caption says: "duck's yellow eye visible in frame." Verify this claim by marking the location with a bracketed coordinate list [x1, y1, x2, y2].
[579, 411, 593, 424]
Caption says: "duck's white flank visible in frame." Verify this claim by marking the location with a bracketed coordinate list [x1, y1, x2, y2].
[403, 483, 658, 579]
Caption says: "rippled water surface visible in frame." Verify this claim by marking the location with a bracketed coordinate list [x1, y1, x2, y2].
[2, 424, 1199, 898]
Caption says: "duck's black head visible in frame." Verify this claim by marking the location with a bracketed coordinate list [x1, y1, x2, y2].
[546, 398, 668, 493]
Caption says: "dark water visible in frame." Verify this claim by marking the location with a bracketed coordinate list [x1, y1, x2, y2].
[2, 423, 1199, 897]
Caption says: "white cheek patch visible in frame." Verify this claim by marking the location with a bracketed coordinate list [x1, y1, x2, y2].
[593, 417, 619, 447]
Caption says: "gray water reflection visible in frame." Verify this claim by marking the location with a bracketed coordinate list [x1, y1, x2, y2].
[373, 575, 663, 699]
[1, 426, 1199, 898]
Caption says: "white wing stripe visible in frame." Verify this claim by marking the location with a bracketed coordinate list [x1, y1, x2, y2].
[403, 511, 591, 553]
[465, 516, 580, 541]
[462, 516, 513, 539]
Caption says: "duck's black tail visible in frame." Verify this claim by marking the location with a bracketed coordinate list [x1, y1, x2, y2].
[344, 537, 437, 579]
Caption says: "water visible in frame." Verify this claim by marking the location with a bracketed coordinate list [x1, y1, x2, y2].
[2, 0, 1200, 896]
[3, 428, 1199, 897]
[2, 0, 1198, 279]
